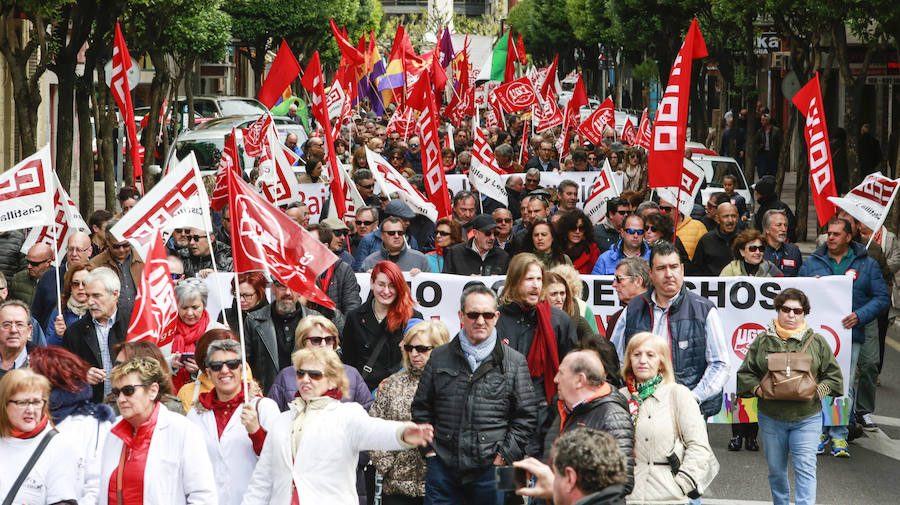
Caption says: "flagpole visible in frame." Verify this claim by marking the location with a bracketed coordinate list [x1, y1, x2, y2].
[52, 226, 62, 319]
[672, 183, 683, 243]
[194, 167, 228, 323]
[235, 273, 250, 400]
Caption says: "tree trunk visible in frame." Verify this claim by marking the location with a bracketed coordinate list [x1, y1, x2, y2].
[252, 39, 268, 95]
[793, 114, 809, 241]
[775, 108, 798, 197]
[94, 63, 118, 212]
[141, 48, 171, 190]
[55, 66, 76, 190]
[689, 60, 707, 145]
[0, 13, 50, 159]
[76, 77, 95, 216]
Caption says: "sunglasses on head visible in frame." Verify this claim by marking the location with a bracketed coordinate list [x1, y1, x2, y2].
[209, 359, 242, 372]
[464, 311, 497, 321]
[625, 228, 644, 235]
[307, 336, 336, 346]
[745, 245, 764, 252]
[111, 384, 146, 398]
[384, 230, 404, 237]
[404, 344, 434, 353]
[777, 306, 804, 315]
[295, 368, 325, 380]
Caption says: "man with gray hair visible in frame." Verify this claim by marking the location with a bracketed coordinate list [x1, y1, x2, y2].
[62, 266, 125, 402]
[32, 231, 93, 328]
[0, 300, 36, 380]
[761, 208, 802, 276]
[494, 143, 522, 173]
[554, 180, 580, 215]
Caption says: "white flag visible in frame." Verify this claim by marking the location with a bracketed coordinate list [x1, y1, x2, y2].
[365, 147, 438, 222]
[21, 172, 89, 257]
[256, 126, 302, 206]
[0, 146, 55, 234]
[828, 172, 900, 232]
[111, 152, 213, 260]
[656, 158, 705, 217]
[583, 159, 620, 225]
[469, 127, 508, 206]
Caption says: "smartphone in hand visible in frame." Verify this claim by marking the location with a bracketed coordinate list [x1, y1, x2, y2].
[494, 465, 528, 491]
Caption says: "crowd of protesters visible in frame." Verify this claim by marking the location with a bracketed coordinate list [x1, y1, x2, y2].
[0, 101, 894, 505]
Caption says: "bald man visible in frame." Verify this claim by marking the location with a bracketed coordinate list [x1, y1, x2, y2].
[691, 201, 741, 275]
[9, 243, 53, 305]
[32, 232, 92, 327]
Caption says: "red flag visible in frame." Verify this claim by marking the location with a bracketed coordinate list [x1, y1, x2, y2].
[579, 97, 615, 145]
[407, 72, 453, 219]
[240, 113, 272, 157]
[648, 18, 707, 187]
[330, 19, 365, 66]
[637, 108, 652, 150]
[515, 33, 528, 65]
[535, 89, 563, 133]
[211, 128, 240, 212]
[564, 74, 588, 130]
[445, 51, 474, 127]
[127, 229, 178, 345]
[519, 114, 530, 165]
[505, 29, 517, 82]
[387, 105, 416, 138]
[258, 40, 301, 108]
[487, 88, 506, 129]
[493, 76, 539, 113]
[792, 72, 838, 226]
[539, 55, 558, 98]
[111, 22, 143, 184]
[227, 169, 338, 309]
[622, 117, 638, 146]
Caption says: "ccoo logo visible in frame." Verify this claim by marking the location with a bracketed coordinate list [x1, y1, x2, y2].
[732, 322, 766, 359]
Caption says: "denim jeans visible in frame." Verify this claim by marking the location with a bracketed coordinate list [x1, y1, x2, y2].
[824, 340, 860, 440]
[758, 411, 821, 505]
[423, 456, 504, 505]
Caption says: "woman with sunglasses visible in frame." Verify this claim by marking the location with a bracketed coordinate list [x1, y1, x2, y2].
[243, 347, 433, 505]
[223, 272, 269, 337]
[425, 218, 463, 274]
[557, 210, 600, 274]
[343, 261, 423, 391]
[736, 289, 842, 505]
[111, 341, 186, 415]
[175, 330, 257, 413]
[622, 147, 648, 195]
[369, 320, 450, 505]
[720, 229, 783, 278]
[524, 219, 571, 269]
[167, 278, 229, 391]
[99, 357, 216, 504]
[0, 368, 80, 505]
[186, 340, 280, 505]
[642, 211, 691, 266]
[45, 264, 91, 346]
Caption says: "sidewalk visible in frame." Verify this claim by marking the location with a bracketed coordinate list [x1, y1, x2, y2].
[779, 169, 818, 254]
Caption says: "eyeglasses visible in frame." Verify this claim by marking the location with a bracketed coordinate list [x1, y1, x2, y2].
[390, 156, 403, 160]
[357, 220, 376, 227]
[745, 245, 765, 252]
[359, 183, 375, 189]
[464, 311, 497, 321]
[574, 224, 586, 232]
[109, 243, 130, 250]
[71, 280, 86, 287]
[777, 306, 805, 315]
[644, 226, 661, 233]
[208, 359, 242, 372]
[526, 178, 540, 184]
[170, 273, 185, 281]
[295, 368, 325, 380]
[111, 384, 147, 398]
[26, 258, 50, 267]
[188, 235, 207, 242]
[625, 228, 645, 235]
[404, 344, 434, 353]
[409, 144, 420, 148]
[7, 399, 45, 409]
[383, 230, 404, 237]
[174, 229, 190, 234]
[613, 275, 633, 283]
[496, 218, 513, 224]
[0, 321, 29, 331]
[435, 230, 451, 237]
[478, 229, 498, 236]
[659, 206, 675, 213]
[67, 246, 90, 254]
[307, 336, 337, 346]
[615, 210, 630, 216]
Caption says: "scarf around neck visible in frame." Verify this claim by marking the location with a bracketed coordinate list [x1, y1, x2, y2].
[173, 310, 211, 352]
[49, 384, 114, 425]
[67, 296, 89, 317]
[289, 396, 335, 456]
[11, 413, 50, 439]
[458, 329, 497, 372]
[526, 301, 560, 404]
[774, 319, 807, 341]
[626, 373, 662, 425]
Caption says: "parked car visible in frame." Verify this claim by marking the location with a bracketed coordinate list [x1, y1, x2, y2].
[693, 153, 754, 217]
[173, 96, 269, 125]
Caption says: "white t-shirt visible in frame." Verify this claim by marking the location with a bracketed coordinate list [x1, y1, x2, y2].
[0, 424, 79, 505]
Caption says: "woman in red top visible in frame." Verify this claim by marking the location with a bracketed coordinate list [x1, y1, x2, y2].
[557, 210, 600, 274]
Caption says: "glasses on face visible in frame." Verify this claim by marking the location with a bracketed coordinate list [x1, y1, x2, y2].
[478, 229, 498, 237]
[526, 178, 540, 184]
[111, 384, 146, 398]
[496, 218, 513, 224]
[357, 219, 376, 227]
[659, 206, 675, 213]
[174, 229, 190, 234]
[7, 398, 45, 409]
[465, 311, 497, 321]
[0, 286, 7, 291]
[67, 246, 90, 254]
[404, 344, 434, 353]
[777, 306, 804, 315]
[109, 243, 130, 250]
[435, 230, 451, 237]
[615, 210, 629, 216]
[188, 235, 207, 243]
[384, 230, 404, 237]
[409, 144, 420, 148]
[359, 183, 375, 189]
[390, 155, 403, 161]
[71, 280, 86, 287]
[645, 226, 661, 233]
[588, 156, 597, 161]
[170, 273, 185, 281]
[209, 359, 242, 372]
[295, 368, 325, 380]
[625, 228, 645, 236]
[0, 321, 29, 331]
[613, 275, 632, 284]
[574, 224, 586, 232]
[746, 245, 764, 252]
[307, 336, 337, 346]
[26, 258, 50, 267]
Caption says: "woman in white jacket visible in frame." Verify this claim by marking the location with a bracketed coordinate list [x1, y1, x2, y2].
[241, 347, 434, 505]
[187, 339, 280, 505]
[620, 332, 718, 504]
[98, 357, 217, 505]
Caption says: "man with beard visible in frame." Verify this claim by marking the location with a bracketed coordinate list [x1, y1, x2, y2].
[761, 209, 802, 276]
[442, 214, 510, 275]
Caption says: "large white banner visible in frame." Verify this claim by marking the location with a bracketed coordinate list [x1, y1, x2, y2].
[355, 273, 853, 425]
[0, 146, 54, 233]
[446, 171, 625, 209]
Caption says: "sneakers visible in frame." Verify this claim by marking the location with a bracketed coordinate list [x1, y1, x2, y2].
[817, 433, 828, 455]
[832, 438, 851, 458]
[859, 413, 877, 429]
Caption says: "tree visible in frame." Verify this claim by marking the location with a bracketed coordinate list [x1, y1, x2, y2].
[507, 0, 577, 69]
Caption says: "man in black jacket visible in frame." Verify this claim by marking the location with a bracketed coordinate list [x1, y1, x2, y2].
[443, 214, 510, 275]
[690, 202, 739, 276]
[412, 285, 537, 504]
[546, 350, 634, 495]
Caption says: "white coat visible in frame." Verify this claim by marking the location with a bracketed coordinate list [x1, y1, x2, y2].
[98, 405, 217, 505]
[186, 396, 280, 505]
[241, 399, 415, 505]
[56, 414, 113, 505]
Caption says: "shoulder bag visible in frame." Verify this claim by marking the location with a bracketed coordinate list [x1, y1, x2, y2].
[758, 334, 817, 401]
[2, 429, 58, 505]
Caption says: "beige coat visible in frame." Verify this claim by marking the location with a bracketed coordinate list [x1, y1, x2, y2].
[620, 382, 716, 505]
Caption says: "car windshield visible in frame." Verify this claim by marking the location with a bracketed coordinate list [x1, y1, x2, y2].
[708, 160, 747, 189]
[219, 99, 268, 116]
[174, 139, 224, 171]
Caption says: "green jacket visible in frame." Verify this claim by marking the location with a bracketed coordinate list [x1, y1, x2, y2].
[736, 325, 843, 422]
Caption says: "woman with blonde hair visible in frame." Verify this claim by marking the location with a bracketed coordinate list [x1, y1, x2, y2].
[370, 320, 450, 505]
[620, 332, 717, 504]
[549, 264, 599, 334]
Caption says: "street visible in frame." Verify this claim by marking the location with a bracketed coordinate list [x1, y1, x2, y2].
[704, 323, 900, 504]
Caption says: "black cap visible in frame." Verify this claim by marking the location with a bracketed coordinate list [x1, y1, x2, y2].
[752, 175, 776, 197]
[470, 213, 499, 232]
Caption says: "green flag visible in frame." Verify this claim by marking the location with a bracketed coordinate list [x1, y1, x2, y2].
[490, 29, 511, 82]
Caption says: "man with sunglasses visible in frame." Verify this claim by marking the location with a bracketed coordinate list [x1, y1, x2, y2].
[493, 208, 515, 250]
[308, 222, 362, 315]
[592, 214, 650, 275]
[352, 169, 380, 207]
[88, 219, 144, 325]
[443, 214, 510, 276]
[406, 135, 423, 174]
[32, 231, 92, 329]
[690, 202, 741, 276]
[361, 217, 431, 273]
[167, 227, 192, 257]
[183, 227, 234, 278]
[593, 197, 630, 254]
[412, 285, 537, 505]
[354, 201, 421, 272]
[350, 206, 379, 255]
[8, 243, 52, 305]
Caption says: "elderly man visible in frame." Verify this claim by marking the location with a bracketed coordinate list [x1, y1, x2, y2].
[493, 208, 514, 250]
[443, 214, 510, 275]
[167, 227, 191, 257]
[611, 242, 729, 418]
[452, 190, 478, 229]
[546, 350, 634, 495]
[352, 169, 380, 207]
[495, 143, 523, 173]
[691, 202, 740, 276]
[606, 257, 650, 337]
[592, 214, 650, 275]
[285, 202, 310, 228]
[62, 267, 126, 403]
[89, 219, 144, 325]
[353, 201, 420, 271]
[351, 206, 379, 253]
[9, 243, 53, 305]
[32, 231, 92, 328]
[0, 301, 36, 380]
[361, 217, 430, 273]
[285, 133, 301, 161]
[752, 175, 796, 241]
[412, 285, 537, 505]
[761, 209, 802, 276]
[184, 228, 233, 277]
[524, 168, 542, 194]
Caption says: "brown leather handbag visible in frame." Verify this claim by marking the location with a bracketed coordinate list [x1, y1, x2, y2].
[759, 335, 817, 401]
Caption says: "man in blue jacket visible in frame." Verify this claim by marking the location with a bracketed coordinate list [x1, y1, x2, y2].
[592, 214, 650, 275]
[798, 216, 890, 457]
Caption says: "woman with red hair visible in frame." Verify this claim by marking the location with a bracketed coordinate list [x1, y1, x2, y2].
[342, 261, 422, 391]
[29, 346, 115, 505]
[223, 272, 269, 334]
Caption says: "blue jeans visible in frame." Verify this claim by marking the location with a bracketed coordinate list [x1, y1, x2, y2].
[423, 456, 504, 505]
[758, 411, 821, 505]
[824, 340, 860, 440]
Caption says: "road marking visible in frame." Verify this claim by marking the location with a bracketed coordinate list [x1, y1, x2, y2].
[851, 427, 900, 461]
[886, 336, 900, 353]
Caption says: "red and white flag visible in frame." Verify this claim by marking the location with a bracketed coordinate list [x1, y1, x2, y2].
[621, 117, 638, 146]
[445, 51, 475, 127]
[469, 127, 508, 206]
[648, 18, 707, 187]
[127, 229, 178, 345]
[579, 97, 615, 145]
[227, 169, 337, 309]
[637, 108, 652, 150]
[255, 129, 302, 206]
[534, 88, 563, 133]
[656, 158, 706, 217]
[0, 145, 54, 234]
[241, 113, 272, 158]
[366, 147, 438, 222]
[407, 71, 452, 220]
[211, 128, 240, 212]
[828, 172, 899, 232]
[111, 22, 143, 184]
[493, 76, 539, 113]
[792, 72, 838, 227]
[583, 159, 620, 225]
[387, 105, 416, 138]
[21, 172, 89, 258]
[485, 88, 505, 130]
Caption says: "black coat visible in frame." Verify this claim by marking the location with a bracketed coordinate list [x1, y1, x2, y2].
[341, 298, 422, 391]
[411, 336, 538, 483]
[62, 314, 127, 403]
[690, 228, 736, 276]
[318, 259, 362, 315]
[442, 239, 510, 276]
[544, 390, 636, 495]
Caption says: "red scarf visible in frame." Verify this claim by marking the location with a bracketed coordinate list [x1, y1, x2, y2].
[293, 387, 343, 401]
[526, 301, 561, 404]
[10, 413, 49, 439]
[198, 390, 244, 439]
[172, 310, 211, 353]
[571, 243, 600, 275]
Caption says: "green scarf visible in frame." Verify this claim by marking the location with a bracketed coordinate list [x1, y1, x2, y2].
[626, 374, 663, 425]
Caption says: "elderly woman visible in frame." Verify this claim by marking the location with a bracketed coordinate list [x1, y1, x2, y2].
[29, 346, 115, 505]
[0, 368, 79, 505]
[426, 218, 463, 274]
[369, 321, 450, 505]
[557, 210, 600, 275]
[736, 289, 843, 505]
[267, 315, 372, 411]
[46, 264, 91, 346]
[621, 332, 718, 504]
[242, 347, 433, 505]
[524, 219, 572, 269]
[99, 357, 216, 504]
[187, 340, 280, 505]
[224, 272, 269, 335]
[112, 341, 186, 415]
[175, 329, 255, 412]
[720, 229, 783, 278]
[168, 278, 228, 390]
